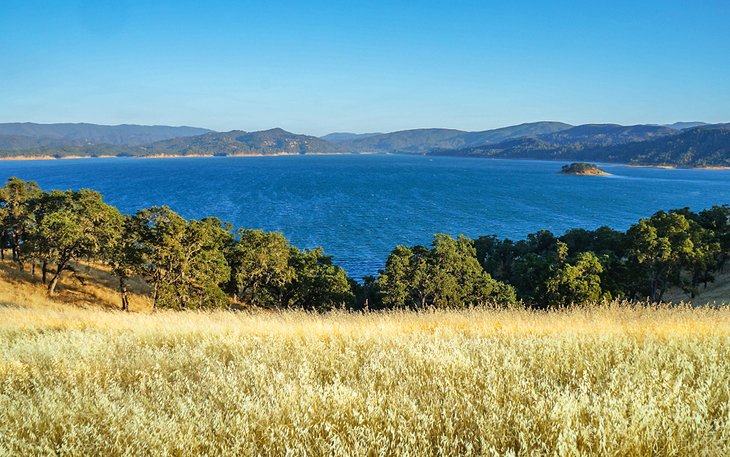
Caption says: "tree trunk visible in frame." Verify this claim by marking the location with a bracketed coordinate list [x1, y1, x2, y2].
[48, 272, 61, 296]
[152, 281, 158, 311]
[14, 243, 23, 270]
[11, 230, 20, 263]
[119, 277, 130, 311]
[48, 263, 65, 296]
[649, 272, 658, 303]
[41, 260, 48, 284]
[175, 285, 187, 310]
[657, 276, 667, 303]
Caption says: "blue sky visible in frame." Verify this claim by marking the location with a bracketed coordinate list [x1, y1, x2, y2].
[1, 0, 729, 135]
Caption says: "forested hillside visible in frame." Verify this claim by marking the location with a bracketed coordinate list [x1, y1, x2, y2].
[444, 124, 730, 167]
[140, 128, 341, 156]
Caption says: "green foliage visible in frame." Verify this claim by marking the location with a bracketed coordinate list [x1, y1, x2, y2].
[30, 189, 123, 295]
[545, 250, 605, 307]
[561, 226, 630, 298]
[131, 207, 231, 310]
[228, 230, 352, 310]
[350, 275, 380, 310]
[0, 177, 42, 263]
[231, 230, 295, 307]
[476, 210, 727, 307]
[698, 205, 730, 271]
[627, 211, 695, 302]
[108, 215, 145, 310]
[479, 230, 563, 307]
[377, 234, 517, 309]
[286, 248, 353, 310]
[626, 210, 722, 301]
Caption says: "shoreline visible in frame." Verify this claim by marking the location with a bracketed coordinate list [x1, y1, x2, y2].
[0, 151, 372, 161]
[623, 163, 730, 171]
[0, 152, 728, 170]
[560, 171, 612, 176]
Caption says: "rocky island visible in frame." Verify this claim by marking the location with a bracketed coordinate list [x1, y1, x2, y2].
[560, 162, 610, 176]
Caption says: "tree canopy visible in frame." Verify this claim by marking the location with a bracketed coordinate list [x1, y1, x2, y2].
[377, 234, 517, 309]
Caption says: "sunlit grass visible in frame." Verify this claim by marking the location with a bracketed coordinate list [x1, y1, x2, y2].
[1, 291, 729, 455]
[0, 259, 152, 312]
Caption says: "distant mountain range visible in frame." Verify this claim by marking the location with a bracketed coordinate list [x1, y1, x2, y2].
[662, 122, 708, 130]
[334, 122, 573, 153]
[0, 125, 337, 158]
[0, 121, 728, 168]
[0, 123, 210, 150]
[320, 132, 383, 143]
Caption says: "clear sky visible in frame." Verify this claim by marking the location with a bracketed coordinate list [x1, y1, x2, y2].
[1, 0, 729, 135]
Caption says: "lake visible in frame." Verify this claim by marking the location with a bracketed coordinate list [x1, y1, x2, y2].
[1, 154, 728, 279]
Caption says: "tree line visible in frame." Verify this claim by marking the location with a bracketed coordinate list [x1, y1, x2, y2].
[472, 207, 730, 306]
[1, 178, 728, 311]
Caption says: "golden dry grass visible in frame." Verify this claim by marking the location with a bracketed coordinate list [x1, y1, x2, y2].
[1, 280, 729, 456]
[664, 270, 730, 305]
[0, 258, 152, 312]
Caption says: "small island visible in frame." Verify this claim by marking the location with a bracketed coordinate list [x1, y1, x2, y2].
[560, 162, 610, 176]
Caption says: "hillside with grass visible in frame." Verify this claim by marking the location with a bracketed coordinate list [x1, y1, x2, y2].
[1, 274, 729, 455]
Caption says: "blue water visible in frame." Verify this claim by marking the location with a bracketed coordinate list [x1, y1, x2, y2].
[1, 154, 728, 279]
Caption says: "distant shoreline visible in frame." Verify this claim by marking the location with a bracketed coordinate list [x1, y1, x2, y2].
[0, 152, 728, 170]
[623, 163, 730, 171]
[0, 152, 362, 161]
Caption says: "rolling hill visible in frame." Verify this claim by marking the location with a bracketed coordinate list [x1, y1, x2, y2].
[533, 124, 676, 146]
[335, 121, 573, 153]
[140, 128, 343, 156]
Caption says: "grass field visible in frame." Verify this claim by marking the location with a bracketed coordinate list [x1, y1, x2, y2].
[1, 274, 729, 456]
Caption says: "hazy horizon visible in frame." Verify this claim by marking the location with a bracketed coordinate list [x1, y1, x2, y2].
[0, 119, 720, 137]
